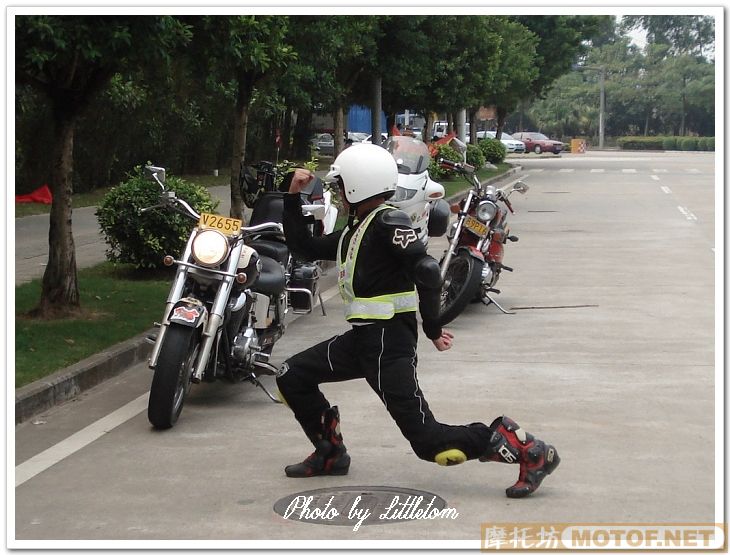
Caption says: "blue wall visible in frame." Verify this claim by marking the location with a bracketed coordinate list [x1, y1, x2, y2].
[347, 105, 387, 133]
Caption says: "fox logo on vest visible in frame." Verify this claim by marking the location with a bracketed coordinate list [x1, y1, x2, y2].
[392, 228, 417, 249]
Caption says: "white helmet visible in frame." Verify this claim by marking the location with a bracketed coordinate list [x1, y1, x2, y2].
[325, 143, 398, 204]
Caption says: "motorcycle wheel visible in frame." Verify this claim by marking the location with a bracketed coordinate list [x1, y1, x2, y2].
[148, 325, 199, 429]
[438, 252, 484, 326]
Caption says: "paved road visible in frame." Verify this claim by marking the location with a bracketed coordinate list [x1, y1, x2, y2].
[13, 152, 718, 546]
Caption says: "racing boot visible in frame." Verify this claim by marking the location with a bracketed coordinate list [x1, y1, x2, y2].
[480, 416, 560, 498]
[285, 406, 351, 478]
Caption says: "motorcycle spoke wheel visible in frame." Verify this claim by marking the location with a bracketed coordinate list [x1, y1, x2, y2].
[148, 326, 199, 429]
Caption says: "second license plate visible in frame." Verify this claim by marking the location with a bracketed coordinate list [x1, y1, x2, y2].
[464, 215, 488, 237]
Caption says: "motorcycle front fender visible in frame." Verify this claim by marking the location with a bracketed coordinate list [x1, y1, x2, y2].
[168, 298, 209, 329]
[458, 245, 485, 263]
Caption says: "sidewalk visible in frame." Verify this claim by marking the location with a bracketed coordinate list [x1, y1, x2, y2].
[14, 166, 522, 423]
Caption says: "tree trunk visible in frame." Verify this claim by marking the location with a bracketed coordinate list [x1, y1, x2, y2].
[468, 108, 478, 145]
[281, 108, 293, 160]
[333, 104, 345, 158]
[424, 112, 433, 144]
[680, 86, 687, 136]
[35, 107, 80, 318]
[230, 78, 252, 220]
[495, 106, 508, 140]
[371, 76, 382, 146]
[292, 109, 312, 159]
[644, 111, 650, 136]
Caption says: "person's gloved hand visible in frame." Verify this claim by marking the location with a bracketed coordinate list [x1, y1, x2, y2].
[289, 168, 314, 194]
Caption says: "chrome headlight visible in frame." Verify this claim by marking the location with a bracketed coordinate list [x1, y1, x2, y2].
[192, 229, 229, 267]
[476, 200, 497, 222]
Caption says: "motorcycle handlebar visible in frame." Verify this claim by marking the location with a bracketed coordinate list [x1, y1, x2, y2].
[437, 158, 475, 174]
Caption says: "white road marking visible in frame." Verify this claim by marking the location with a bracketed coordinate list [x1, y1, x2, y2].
[653, 169, 669, 173]
[661, 186, 672, 194]
[622, 169, 637, 173]
[558, 168, 574, 173]
[686, 168, 701, 173]
[529, 168, 544, 173]
[651, 175, 660, 181]
[15, 393, 149, 487]
[677, 206, 698, 221]
[590, 169, 604, 173]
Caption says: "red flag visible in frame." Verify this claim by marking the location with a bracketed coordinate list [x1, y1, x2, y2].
[16, 184, 52, 204]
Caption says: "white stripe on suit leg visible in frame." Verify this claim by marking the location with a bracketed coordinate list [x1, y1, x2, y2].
[378, 328, 388, 409]
[327, 334, 340, 372]
[412, 345, 425, 424]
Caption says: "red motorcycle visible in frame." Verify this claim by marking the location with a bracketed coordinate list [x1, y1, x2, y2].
[436, 159, 528, 325]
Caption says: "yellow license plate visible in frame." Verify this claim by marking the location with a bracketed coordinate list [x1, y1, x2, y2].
[464, 215, 488, 237]
[198, 213, 242, 236]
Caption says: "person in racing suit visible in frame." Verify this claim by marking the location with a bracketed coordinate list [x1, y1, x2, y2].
[277, 143, 559, 498]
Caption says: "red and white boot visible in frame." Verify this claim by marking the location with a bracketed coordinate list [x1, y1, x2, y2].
[285, 406, 351, 478]
[480, 416, 560, 498]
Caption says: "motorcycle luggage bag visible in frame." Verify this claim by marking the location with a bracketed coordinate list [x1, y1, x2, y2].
[289, 262, 320, 311]
[427, 199, 451, 237]
[251, 255, 286, 295]
[249, 192, 285, 226]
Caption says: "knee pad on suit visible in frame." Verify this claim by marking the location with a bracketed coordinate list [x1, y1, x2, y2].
[434, 448, 467, 466]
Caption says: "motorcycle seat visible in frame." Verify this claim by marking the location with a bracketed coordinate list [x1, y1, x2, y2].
[252, 255, 286, 296]
[249, 239, 290, 266]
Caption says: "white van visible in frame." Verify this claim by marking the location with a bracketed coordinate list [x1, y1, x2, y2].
[432, 121, 470, 140]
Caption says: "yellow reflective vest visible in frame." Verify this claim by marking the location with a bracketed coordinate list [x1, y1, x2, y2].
[336, 205, 418, 321]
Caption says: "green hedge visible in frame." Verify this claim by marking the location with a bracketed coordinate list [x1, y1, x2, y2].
[97, 166, 219, 269]
[466, 143, 486, 169]
[477, 138, 507, 164]
[662, 137, 677, 150]
[618, 136, 714, 151]
[428, 143, 464, 180]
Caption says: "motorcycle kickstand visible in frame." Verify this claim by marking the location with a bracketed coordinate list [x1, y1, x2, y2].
[482, 293, 515, 315]
[248, 372, 283, 404]
[317, 291, 327, 316]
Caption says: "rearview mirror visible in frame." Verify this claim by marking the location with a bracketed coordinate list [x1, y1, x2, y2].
[301, 204, 326, 221]
[513, 181, 529, 194]
[144, 165, 166, 183]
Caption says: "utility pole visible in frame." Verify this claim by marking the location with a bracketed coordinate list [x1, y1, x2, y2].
[572, 64, 606, 149]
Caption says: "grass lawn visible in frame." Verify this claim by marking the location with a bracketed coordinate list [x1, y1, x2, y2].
[15, 263, 172, 388]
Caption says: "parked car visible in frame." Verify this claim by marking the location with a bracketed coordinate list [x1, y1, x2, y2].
[348, 132, 369, 143]
[312, 133, 334, 155]
[364, 133, 389, 144]
[477, 131, 526, 153]
[511, 132, 564, 155]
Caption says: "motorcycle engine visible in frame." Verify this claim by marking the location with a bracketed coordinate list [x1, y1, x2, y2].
[232, 327, 260, 366]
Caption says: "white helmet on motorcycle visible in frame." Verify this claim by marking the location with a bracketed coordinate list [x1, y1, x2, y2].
[325, 143, 398, 205]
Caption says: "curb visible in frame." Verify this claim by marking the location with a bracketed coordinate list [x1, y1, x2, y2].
[14, 165, 523, 425]
[15, 329, 154, 424]
[444, 164, 523, 204]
